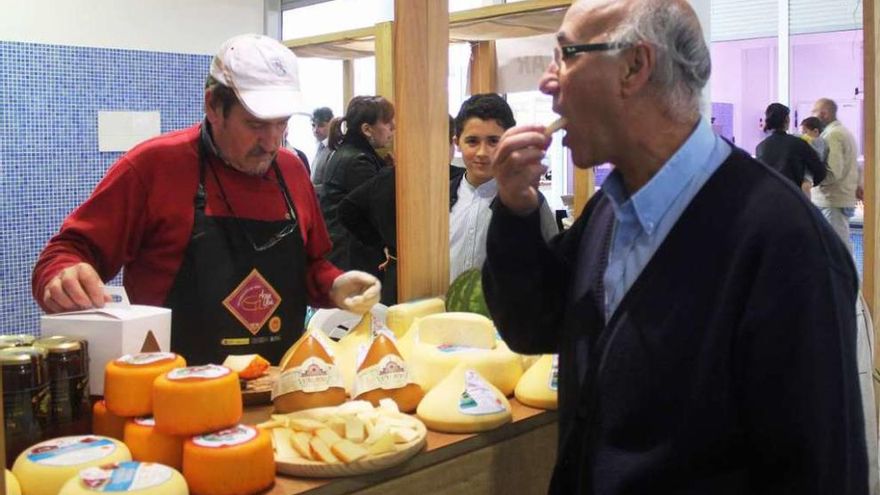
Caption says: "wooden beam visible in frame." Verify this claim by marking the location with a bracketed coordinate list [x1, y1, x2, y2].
[863, 0, 880, 413]
[449, 0, 571, 25]
[469, 41, 497, 94]
[573, 166, 594, 218]
[394, 0, 449, 302]
[282, 26, 375, 49]
[375, 21, 395, 101]
[342, 59, 354, 109]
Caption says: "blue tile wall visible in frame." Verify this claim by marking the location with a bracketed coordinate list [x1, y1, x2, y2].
[0, 41, 210, 335]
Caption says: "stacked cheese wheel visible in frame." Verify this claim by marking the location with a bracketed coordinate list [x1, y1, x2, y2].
[58, 461, 188, 495]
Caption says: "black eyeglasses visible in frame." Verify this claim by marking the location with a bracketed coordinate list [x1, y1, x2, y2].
[553, 41, 633, 67]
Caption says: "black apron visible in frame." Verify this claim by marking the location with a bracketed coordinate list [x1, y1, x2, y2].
[163, 132, 307, 365]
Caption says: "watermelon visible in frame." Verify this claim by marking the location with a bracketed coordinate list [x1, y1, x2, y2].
[446, 269, 490, 318]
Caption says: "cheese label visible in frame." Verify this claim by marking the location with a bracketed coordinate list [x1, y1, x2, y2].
[459, 371, 507, 416]
[133, 416, 155, 427]
[79, 461, 173, 491]
[116, 352, 176, 366]
[166, 364, 230, 381]
[549, 355, 559, 391]
[275, 356, 343, 395]
[27, 436, 118, 466]
[193, 424, 257, 448]
[353, 354, 411, 396]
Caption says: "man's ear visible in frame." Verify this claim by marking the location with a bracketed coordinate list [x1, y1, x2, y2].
[204, 90, 220, 126]
[621, 43, 654, 97]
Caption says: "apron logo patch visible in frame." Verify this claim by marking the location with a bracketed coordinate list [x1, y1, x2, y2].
[223, 269, 283, 335]
[268, 316, 282, 333]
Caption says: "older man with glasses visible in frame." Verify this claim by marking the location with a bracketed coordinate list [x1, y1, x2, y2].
[33, 35, 380, 365]
[483, 0, 868, 493]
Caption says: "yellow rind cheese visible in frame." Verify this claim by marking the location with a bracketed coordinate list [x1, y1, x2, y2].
[183, 425, 275, 495]
[410, 337, 523, 395]
[12, 436, 132, 495]
[152, 365, 242, 436]
[92, 400, 127, 441]
[124, 417, 184, 470]
[514, 354, 558, 410]
[416, 312, 497, 349]
[384, 298, 446, 338]
[417, 364, 511, 433]
[57, 461, 188, 495]
[6, 469, 21, 495]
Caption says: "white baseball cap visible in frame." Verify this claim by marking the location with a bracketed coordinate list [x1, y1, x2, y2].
[210, 34, 303, 119]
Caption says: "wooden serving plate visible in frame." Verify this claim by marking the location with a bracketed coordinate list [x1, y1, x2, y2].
[242, 366, 280, 406]
[273, 407, 427, 478]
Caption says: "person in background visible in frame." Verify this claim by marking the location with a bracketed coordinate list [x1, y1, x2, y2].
[32, 34, 380, 365]
[283, 130, 311, 175]
[448, 114, 465, 181]
[310, 106, 334, 193]
[754, 103, 825, 193]
[449, 93, 558, 283]
[482, 0, 866, 493]
[318, 95, 394, 278]
[800, 116, 828, 163]
[812, 97, 859, 253]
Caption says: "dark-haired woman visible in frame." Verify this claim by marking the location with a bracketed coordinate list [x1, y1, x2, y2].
[755, 103, 826, 191]
[318, 95, 395, 278]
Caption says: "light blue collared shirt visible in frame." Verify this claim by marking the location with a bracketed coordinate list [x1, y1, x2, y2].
[601, 118, 731, 321]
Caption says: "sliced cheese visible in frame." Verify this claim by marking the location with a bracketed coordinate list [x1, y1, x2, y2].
[123, 417, 184, 470]
[92, 400, 127, 441]
[308, 436, 338, 463]
[222, 354, 269, 380]
[104, 353, 186, 417]
[152, 364, 242, 436]
[416, 312, 496, 349]
[183, 425, 275, 495]
[330, 439, 368, 463]
[385, 298, 446, 338]
[416, 364, 512, 433]
[12, 436, 132, 495]
[514, 354, 558, 410]
[58, 461, 187, 495]
[271, 428, 300, 461]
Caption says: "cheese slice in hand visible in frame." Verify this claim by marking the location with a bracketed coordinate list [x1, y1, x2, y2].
[416, 364, 511, 433]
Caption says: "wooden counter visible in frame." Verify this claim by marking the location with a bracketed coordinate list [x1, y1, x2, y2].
[243, 400, 558, 495]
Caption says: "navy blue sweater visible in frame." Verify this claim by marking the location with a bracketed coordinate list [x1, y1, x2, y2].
[484, 148, 867, 494]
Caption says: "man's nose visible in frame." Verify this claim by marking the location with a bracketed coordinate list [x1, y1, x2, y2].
[539, 62, 559, 96]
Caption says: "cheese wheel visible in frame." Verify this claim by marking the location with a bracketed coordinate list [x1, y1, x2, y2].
[384, 298, 446, 338]
[514, 354, 558, 410]
[152, 365, 242, 436]
[353, 331, 424, 412]
[124, 417, 184, 470]
[58, 461, 188, 495]
[410, 337, 523, 395]
[417, 312, 496, 349]
[183, 425, 274, 495]
[273, 332, 346, 413]
[6, 469, 22, 495]
[104, 353, 186, 417]
[416, 364, 511, 433]
[12, 436, 132, 495]
[92, 400, 127, 441]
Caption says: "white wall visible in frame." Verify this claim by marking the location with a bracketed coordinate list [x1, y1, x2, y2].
[0, 0, 264, 55]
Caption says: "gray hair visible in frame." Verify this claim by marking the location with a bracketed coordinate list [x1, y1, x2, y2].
[608, 0, 711, 122]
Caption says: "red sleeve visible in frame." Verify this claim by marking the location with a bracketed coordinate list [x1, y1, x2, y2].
[32, 156, 149, 311]
[280, 153, 343, 308]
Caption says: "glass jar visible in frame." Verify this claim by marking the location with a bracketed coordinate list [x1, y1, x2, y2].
[0, 335, 36, 350]
[34, 336, 91, 437]
[0, 346, 50, 467]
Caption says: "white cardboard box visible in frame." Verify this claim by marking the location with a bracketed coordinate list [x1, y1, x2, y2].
[40, 305, 171, 395]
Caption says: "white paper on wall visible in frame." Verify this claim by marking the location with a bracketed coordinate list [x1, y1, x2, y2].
[98, 111, 161, 152]
[495, 33, 556, 94]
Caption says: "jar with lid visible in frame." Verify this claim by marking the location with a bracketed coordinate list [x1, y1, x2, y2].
[0, 346, 50, 467]
[0, 334, 36, 350]
[34, 336, 91, 437]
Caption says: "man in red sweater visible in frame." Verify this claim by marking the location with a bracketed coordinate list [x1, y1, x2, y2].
[32, 34, 380, 365]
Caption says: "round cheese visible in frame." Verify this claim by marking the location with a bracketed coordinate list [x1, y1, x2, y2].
[104, 353, 186, 417]
[58, 461, 187, 494]
[273, 333, 346, 413]
[6, 469, 22, 495]
[410, 338, 523, 396]
[182, 425, 274, 495]
[416, 364, 511, 433]
[152, 365, 242, 436]
[384, 298, 446, 338]
[124, 417, 184, 470]
[353, 331, 424, 412]
[514, 354, 558, 410]
[92, 400, 127, 441]
[12, 435, 132, 495]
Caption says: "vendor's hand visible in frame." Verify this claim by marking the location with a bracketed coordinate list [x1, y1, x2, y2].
[43, 262, 110, 313]
[330, 271, 381, 314]
[492, 125, 552, 216]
